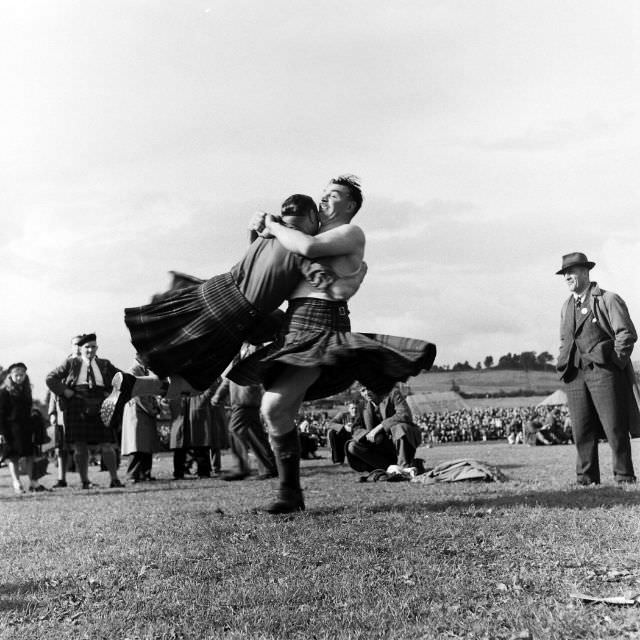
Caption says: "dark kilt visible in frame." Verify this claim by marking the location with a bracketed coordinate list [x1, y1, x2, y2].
[227, 298, 437, 400]
[125, 272, 269, 391]
[64, 386, 115, 444]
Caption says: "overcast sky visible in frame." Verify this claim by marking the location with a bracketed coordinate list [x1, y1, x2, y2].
[2, 0, 639, 398]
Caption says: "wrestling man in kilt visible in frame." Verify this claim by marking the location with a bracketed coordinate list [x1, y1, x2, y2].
[229, 176, 436, 513]
[100, 195, 323, 426]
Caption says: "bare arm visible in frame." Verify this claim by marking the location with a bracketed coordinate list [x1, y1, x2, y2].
[264, 215, 365, 259]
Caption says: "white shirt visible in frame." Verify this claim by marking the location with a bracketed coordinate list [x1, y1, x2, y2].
[77, 358, 104, 387]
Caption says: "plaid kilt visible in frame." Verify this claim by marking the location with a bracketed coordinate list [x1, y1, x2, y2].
[227, 298, 437, 400]
[124, 272, 267, 390]
[64, 386, 115, 444]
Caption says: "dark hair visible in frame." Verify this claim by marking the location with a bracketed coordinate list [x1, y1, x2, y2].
[281, 194, 318, 218]
[330, 174, 363, 214]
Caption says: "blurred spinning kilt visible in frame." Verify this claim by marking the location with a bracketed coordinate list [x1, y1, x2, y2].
[228, 298, 437, 401]
[124, 272, 273, 390]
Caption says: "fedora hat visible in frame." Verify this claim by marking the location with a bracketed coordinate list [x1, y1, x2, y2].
[556, 252, 596, 275]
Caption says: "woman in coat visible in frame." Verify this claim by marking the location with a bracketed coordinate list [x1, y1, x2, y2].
[0, 363, 45, 493]
[120, 356, 161, 482]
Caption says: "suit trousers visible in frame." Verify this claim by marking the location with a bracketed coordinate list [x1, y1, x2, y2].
[228, 405, 276, 476]
[345, 421, 419, 472]
[564, 363, 635, 483]
[328, 426, 351, 464]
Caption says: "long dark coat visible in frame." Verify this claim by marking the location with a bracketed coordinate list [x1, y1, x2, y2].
[169, 382, 229, 450]
[0, 386, 35, 459]
[121, 362, 160, 455]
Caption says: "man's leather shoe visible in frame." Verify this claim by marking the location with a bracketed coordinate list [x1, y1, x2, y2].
[254, 471, 278, 481]
[222, 472, 250, 481]
[110, 479, 125, 488]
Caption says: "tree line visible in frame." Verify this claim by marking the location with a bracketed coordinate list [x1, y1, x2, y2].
[431, 350, 555, 373]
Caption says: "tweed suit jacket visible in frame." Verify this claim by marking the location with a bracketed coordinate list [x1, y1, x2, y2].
[355, 388, 414, 432]
[46, 356, 120, 409]
[557, 282, 640, 436]
[351, 388, 421, 450]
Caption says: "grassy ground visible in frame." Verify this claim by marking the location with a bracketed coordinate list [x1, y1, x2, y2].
[1, 441, 639, 640]
[407, 370, 560, 395]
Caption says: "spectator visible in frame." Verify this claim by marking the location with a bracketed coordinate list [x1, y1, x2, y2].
[212, 360, 277, 482]
[524, 416, 554, 446]
[0, 363, 46, 493]
[345, 386, 422, 472]
[544, 408, 571, 444]
[45, 334, 124, 489]
[415, 405, 570, 444]
[327, 401, 359, 463]
[169, 380, 228, 479]
[46, 334, 84, 488]
[120, 354, 161, 483]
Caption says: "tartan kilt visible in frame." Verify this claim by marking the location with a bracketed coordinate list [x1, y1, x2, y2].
[63, 387, 115, 444]
[124, 272, 266, 390]
[227, 298, 437, 400]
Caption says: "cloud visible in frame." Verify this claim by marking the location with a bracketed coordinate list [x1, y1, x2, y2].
[474, 112, 637, 152]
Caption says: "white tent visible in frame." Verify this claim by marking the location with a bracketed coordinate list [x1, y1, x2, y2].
[536, 389, 568, 407]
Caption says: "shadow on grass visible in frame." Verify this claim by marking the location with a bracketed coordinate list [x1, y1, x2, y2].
[302, 464, 353, 477]
[348, 486, 640, 514]
[0, 580, 42, 613]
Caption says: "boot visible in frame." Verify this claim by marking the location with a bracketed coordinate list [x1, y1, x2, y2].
[265, 429, 305, 514]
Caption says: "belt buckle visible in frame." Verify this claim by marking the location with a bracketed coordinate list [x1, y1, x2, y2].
[338, 306, 346, 317]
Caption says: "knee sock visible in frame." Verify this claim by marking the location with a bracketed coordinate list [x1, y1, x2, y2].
[57, 453, 66, 481]
[74, 446, 90, 483]
[101, 447, 118, 480]
[270, 428, 301, 492]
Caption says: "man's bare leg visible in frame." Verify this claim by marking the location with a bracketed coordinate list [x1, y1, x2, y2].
[261, 365, 321, 514]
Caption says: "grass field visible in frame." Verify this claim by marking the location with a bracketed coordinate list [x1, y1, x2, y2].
[406, 370, 561, 396]
[1, 441, 640, 640]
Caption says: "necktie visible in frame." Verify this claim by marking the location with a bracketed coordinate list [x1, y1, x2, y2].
[87, 361, 96, 389]
[575, 297, 582, 309]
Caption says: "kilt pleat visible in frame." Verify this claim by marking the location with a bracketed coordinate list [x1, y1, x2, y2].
[227, 298, 437, 400]
[124, 272, 263, 390]
[64, 387, 115, 444]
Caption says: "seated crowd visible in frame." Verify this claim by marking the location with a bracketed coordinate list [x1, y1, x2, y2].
[415, 406, 572, 445]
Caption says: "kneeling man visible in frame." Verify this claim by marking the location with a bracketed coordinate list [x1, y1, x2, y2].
[345, 385, 422, 472]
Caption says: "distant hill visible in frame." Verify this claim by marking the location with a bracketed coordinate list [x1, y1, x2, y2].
[402, 368, 560, 397]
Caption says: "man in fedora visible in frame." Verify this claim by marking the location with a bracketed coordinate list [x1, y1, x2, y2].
[556, 252, 640, 485]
